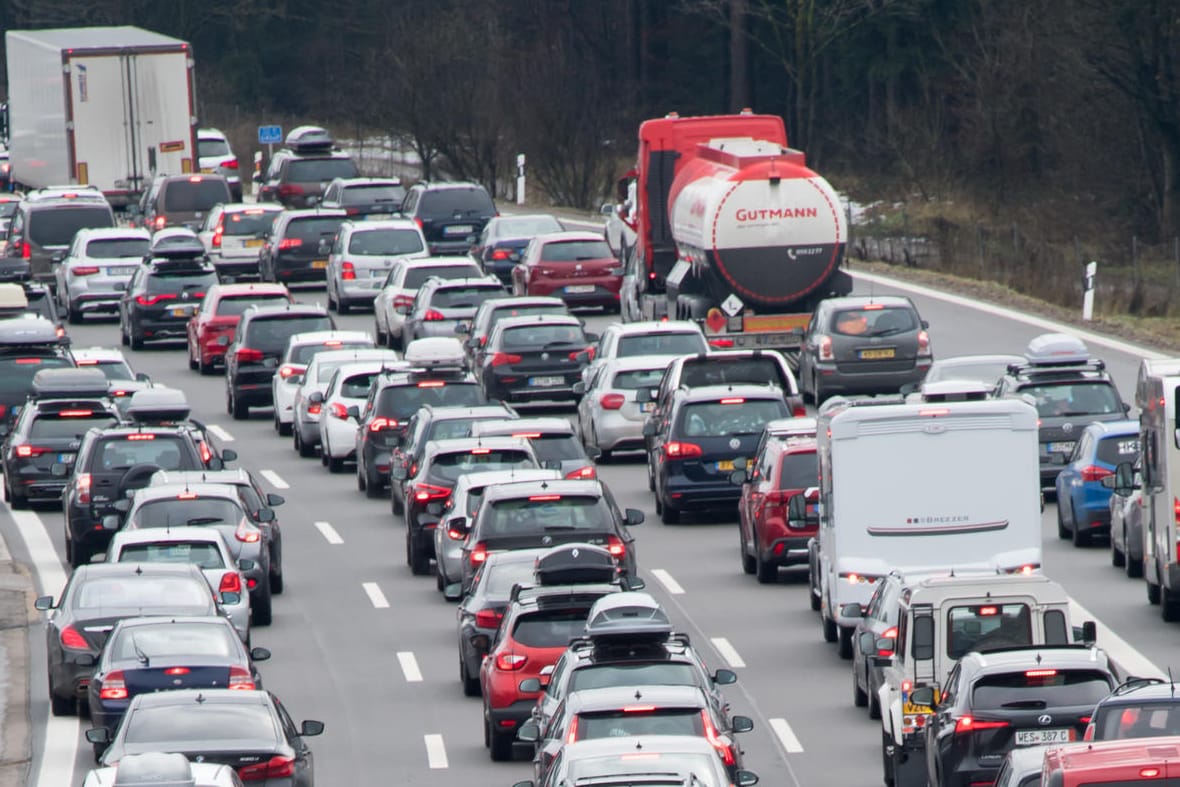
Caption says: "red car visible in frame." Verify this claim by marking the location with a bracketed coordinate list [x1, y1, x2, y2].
[511, 231, 621, 309]
[737, 417, 819, 584]
[186, 283, 291, 374]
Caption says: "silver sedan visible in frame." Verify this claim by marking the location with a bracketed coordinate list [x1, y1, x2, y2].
[575, 356, 668, 460]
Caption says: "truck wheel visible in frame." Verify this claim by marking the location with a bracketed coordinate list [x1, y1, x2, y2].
[822, 613, 838, 643]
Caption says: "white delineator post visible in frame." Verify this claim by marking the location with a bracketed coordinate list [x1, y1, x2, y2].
[516, 153, 526, 206]
[1082, 261, 1097, 321]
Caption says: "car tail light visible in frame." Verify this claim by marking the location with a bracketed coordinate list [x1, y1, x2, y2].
[569, 347, 594, 361]
[76, 473, 91, 504]
[278, 364, 304, 379]
[1078, 465, 1113, 483]
[663, 441, 703, 459]
[491, 352, 522, 367]
[341, 262, 356, 280]
[1026, 669, 1058, 677]
[701, 711, 736, 766]
[235, 347, 264, 363]
[20, 242, 30, 260]
[14, 443, 47, 458]
[600, 393, 625, 410]
[393, 294, 415, 310]
[277, 184, 304, 197]
[224, 159, 239, 170]
[239, 755, 295, 781]
[917, 330, 931, 357]
[606, 535, 626, 559]
[764, 491, 792, 524]
[228, 665, 254, 690]
[211, 219, 225, 248]
[495, 652, 527, 671]
[369, 416, 397, 432]
[792, 404, 807, 417]
[474, 608, 503, 628]
[60, 625, 89, 651]
[219, 571, 242, 595]
[817, 335, 833, 361]
[413, 217, 424, 230]
[708, 338, 735, 349]
[954, 716, 1008, 734]
[470, 541, 488, 566]
[566, 716, 580, 743]
[135, 294, 177, 306]
[413, 483, 451, 503]
[878, 627, 898, 657]
[99, 670, 127, 700]
[328, 402, 348, 420]
[423, 309, 445, 322]
[277, 238, 302, 250]
[307, 402, 322, 416]
[491, 249, 512, 260]
[235, 521, 261, 543]
[126, 434, 156, 441]
[72, 266, 100, 276]
[1142, 768, 1163, 778]
[565, 465, 596, 480]
[153, 216, 167, 230]
[841, 572, 880, 585]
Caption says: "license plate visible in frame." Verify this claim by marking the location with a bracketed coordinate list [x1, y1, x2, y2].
[640, 402, 655, 413]
[367, 213, 394, 220]
[172, 307, 192, 317]
[244, 238, 264, 248]
[903, 702, 933, 715]
[108, 267, 135, 277]
[311, 260, 328, 269]
[370, 269, 387, 278]
[1015, 728, 1073, 746]
[566, 285, 595, 294]
[858, 348, 896, 360]
[200, 168, 214, 174]
[445, 225, 474, 235]
[717, 460, 736, 472]
[529, 376, 563, 387]
[1048, 441, 1076, 454]
[57, 453, 75, 464]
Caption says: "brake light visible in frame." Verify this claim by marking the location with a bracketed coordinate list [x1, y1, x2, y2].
[423, 309, 445, 322]
[606, 534, 626, 559]
[393, 294, 415, 310]
[470, 448, 492, 455]
[600, 393, 625, 410]
[1080, 465, 1113, 482]
[663, 441, 703, 459]
[224, 159, 239, 170]
[1142, 768, 1162, 778]
[792, 404, 807, 417]
[212, 222, 224, 249]
[161, 667, 190, 678]
[239, 755, 295, 781]
[701, 710, 736, 766]
[60, 625, 89, 651]
[954, 716, 1008, 734]
[72, 266, 100, 276]
[219, 571, 242, 595]
[153, 216, 167, 230]
[566, 716, 579, 744]
[413, 483, 451, 503]
[413, 217, 424, 230]
[470, 542, 488, 565]
[328, 402, 348, 420]
[235, 347, 264, 363]
[841, 573, 880, 585]
[491, 352, 522, 367]
[277, 184, 305, 197]
[341, 262, 356, 280]
[565, 465, 596, 480]
[474, 608, 503, 628]
[917, 330, 931, 357]
[135, 294, 176, 306]
[491, 249, 512, 260]
[20, 242, 30, 260]
[278, 364, 304, 379]
[277, 238, 302, 250]
[99, 670, 127, 700]
[126, 434, 156, 441]
[57, 410, 94, 417]
[495, 652, 527, 671]
[1026, 669, 1058, 677]
[228, 665, 254, 690]
[14, 444, 46, 457]
[235, 521, 261, 543]
[369, 417, 397, 432]
[978, 606, 998, 616]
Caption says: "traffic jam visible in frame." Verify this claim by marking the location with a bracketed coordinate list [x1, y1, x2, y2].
[0, 26, 1176, 787]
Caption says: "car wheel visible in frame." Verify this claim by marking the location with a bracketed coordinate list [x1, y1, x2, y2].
[853, 667, 868, 708]
[375, 321, 388, 346]
[838, 626, 854, 659]
[1128, 552, 1144, 579]
[8, 486, 28, 510]
[1056, 504, 1070, 539]
[251, 577, 273, 626]
[231, 391, 249, 420]
[129, 321, 144, 350]
[67, 300, 83, 325]
[407, 529, 430, 576]
[659, 495, 680, 525]
[1111, 531, 1125, 567]
[392, 489, 404, 515]
[188, 349, 198, 370]
[881, 732, 896, 787]
[755, 549, 777, 584]
[337, 297, 351, 316]
[365, 467, 384, 499]
[812, 372, 825, 407]
[461, 654, 481, 697]
[436, 566, 445, 592]
[198, 352, 214, 376]
[389, 329, 403, 352]
[270, 565, 284, 595]
[487, 717, 514, 761]
[809, 568, 822, 611]
[326, 285, 337, 312]
[50, 683, 76, 717]
[297, 429, 316, 459]
[357, 464, 367, 492]
[320, 449, 329, 467]
[328, 455, 345, 473]
[276, 419, 291, 437]
[1148, 577, 1162, 605]
[71, 539, 92, 569]
[646, 460, 655, 492]
[1072, 518, 1091, 547]
[120, 321, 130, 346]
[822, 613, 838, 643]
[868, 683, 882, 720]
[739, 529, 756, 575]
[1163, 587, 1180, 622]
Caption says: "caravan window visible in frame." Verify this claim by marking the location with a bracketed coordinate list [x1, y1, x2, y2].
[912, 614, 934, 661]
[1043, 609, 1069, 645]
[947, 603, 1032, 659]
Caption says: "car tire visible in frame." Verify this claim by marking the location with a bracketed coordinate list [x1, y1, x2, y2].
[120, 322, 130, 346]
[755, 550, 777, 584]
[357, 465, 367, 491]
[811, 372, 825, 407]
[364, 467, 383, 499]
[436, 567, 445, 592]
[328, 455, 345, 473]
[1128, 553, 1144, 579]
[270, 566, 284, 595]
[392, 490, 404, 515]
[276, 419, 291, 437]
[188, 350, 198, 370]
[740, 530, 756, 575]
[326, 285, 337, 312]
[822, 613, 838, 643]
[853, 668, 868, 708]
[1072, 519, 1091, 547]
[881, 732, 896, 787]
[1056, 505, 1070, 539]
[337, 297, 351, 316]
[231, 391, 249, 420]
[1111, 534, 1125, 567]
[130, 325, 144, 350]
[251, 577, 273, 626]
[297, 429, 316, 459]
[838, 626, 854, 659]
[487, 717, 514, 762]
[50, 684, 75, 717]
[1164, 587, 1180, 622]
[408, 529, 430, 576]
[461, 654, 481, 697]
[869, 685, 882, 720]
[810, 586, 822, 611]
[198, 352, 214, 376]
[375, 321, 388, 347]
[67, 301, 83, 325]
[659, 497, 680, 525]
[71, 540, 91, 569]
[1148, 577, 1162, 605]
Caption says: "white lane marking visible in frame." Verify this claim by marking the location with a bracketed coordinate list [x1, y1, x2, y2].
[1069, 598, 1164, 679]
[362, 582, 390, 609]
[259, 470, 289, 489]
[398, 651, 423, 683]
[207, 424, 235, 442]
[852, 269, 1170, 360]
[650, 568, 685, 595]
[314, 521, 343, 545]
[424, 734, 449, 769]
[8, 508, 79, 784]
[710, 637, 746, 668]
[769, 717, 805, 753]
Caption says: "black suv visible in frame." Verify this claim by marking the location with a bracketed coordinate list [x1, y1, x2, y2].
[319, 177, 405, 218]
[1, 186, 116, 283]
[995, 333, 1130, 487]
[400, 182, 497, 255]
[914, 645, 1116, 787]
[138, 173, 233, 232]
[258, 209, 347, 284]
[118, 231, 217, 348]
[478, 314, 596, 404]
[1084, 677, 1180, 741]
[0, 316, 75, 434]
[1, 368, 120, 509]
[224, 304, 334, 419]
[354, 365, 486, 496]
[255, 126, 359, 209]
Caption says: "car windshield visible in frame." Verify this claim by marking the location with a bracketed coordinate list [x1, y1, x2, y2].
[133, 498, 245, 528]
[85, 238, 149, 259]
[244, 316, 333, 352]
[73, 576, 210, 609]
[338, 371, 377, 396]
[1097, 702, 1180, 740]
[529, 434, 584, 465]
[1097, 435, 1140, 466]
[512, 609, 592, 647]
[30, 413, 117, 439]
[430, 286, 503, 310]
[778, 450, 819, 491]
[197, 139, 231, 158]
[419, 189, 495, 218]
[117, 541, 226, 570]
[831, 306, 917, 337]
[540, 240, 612, 262]
[617, 332, 706, 358]
[95, 435, 190, 471]
[1023, 382, 1123, 418]
[679, 357, 787, 389]
[376, 382, 484, 418]
[343, 184, 406, 205]
[496, 216, 563, 237]
[678, 399, 789, 438]
[611, 368, 665, 390]
[405, 265, 480, 290]
[569, 663, 699, 692]
[577, 708, 705, 740]
[348, 229, 424, 256]
[290, 341, 371, 365]
[146, 270, 217, 296]
[216, 295, 290, 317]
[501, 324, 585, 350]
[971, 670, 1113, 711]
[110, 622, 236, 661]
[427, 449, 534, 483]
[223, 210, 279, 236]
[483, 494, 610, 534]
[124, 704, 275, 744]
[78, 359, 134, 381]
[162, 181, 231, 213]
[947, 603, 1033, 659]
[29, 206, 114, 246]
[0, 355, 73, 395]
[287, 159, 359, 182]
[285, 217, 346, 243]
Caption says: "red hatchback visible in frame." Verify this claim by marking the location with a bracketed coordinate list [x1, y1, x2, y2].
[186, 283, 291, 374]
[737, 418, 819, 584]
[511, 232, 621, 309]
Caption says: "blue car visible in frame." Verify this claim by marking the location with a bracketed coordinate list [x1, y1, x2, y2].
[1056, 419, 1140, 547]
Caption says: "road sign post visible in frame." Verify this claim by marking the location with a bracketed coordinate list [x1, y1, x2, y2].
[516, 153, 526, 206]
[257, 126, 283, 187]
[1082, 261, 1097, 321]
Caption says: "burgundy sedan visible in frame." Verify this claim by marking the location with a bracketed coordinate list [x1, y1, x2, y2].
[511, 231, 621, 310]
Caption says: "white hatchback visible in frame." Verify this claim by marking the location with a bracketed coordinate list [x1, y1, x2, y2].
[373, 256, 482, 350]
[317, 359, 408, 467]
[292, 347, 400, 457]
[271, 330, 374, 434]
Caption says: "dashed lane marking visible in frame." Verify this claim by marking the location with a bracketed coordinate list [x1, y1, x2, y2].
[424, 734, 448, 768]
[770, 717, 804, 753]
[710, 637, 746, 668]
[207, 424, 235, 442]
[259, 470, 289, 489]
[650, 569, 685, 595]
[397, 651, 423, 682]
[362, 582, 389, 609]
[314, 521, 343, 545]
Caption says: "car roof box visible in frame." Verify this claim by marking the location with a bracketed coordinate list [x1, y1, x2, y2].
[125, 388, 191, 423]
[584, 592, 672, 642]
[112, 752, 196, 787]
[0, 284, 29, 312]
[0, 317, 62, 346]
[1023, 333, 1091, 367]
[404, 337, 467, 370]
[286, 125, 335, 152]
[31, 368, 110, 400]
[916, 380, 992, 402]
[534, 543, 617, 586]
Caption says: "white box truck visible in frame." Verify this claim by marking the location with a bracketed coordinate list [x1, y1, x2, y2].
[5, 26, 197, 206]
[810, 383, 1043, 658]
[1133, 358, 1180, 618]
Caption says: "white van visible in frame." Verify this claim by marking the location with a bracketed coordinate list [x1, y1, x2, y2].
[811, 383, 1042, 657]
[1132, 358, 1180, 619]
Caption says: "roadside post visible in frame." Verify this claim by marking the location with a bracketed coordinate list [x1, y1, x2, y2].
[516, 153, 526, 206]
[1082, 261, 1097, 321]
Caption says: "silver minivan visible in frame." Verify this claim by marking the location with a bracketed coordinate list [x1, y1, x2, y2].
[326, 219, 428, 313]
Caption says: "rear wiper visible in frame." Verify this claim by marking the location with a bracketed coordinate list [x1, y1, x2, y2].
[448, 302, 475, 309]
[132, 634, 150, 667]
[869, 327, 906, 337]
[186, 516, 225, 526]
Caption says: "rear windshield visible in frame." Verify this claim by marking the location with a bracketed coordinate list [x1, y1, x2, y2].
[116, 541, 226, 570]
[290, 341, 371, 365]
[679, 357, 786, 389]
[349, 228, 424, 256]
[540, 240, 612, 262]
[343, 184, 406, 206]
[530, 434, 584, 465]
[110, 621, 235, 661]
[577, 708, 705, 740]
[198, 139, 231, 158]
[512, 609, 591, 648]
[243, 315, 333, 352]
[1096, 702, 1180, 740]
[77, 359, 133, 381]
[339, 372, 377, 397]
[496, 216, 563, 237]
[216, 294, 290, 316]
[73, 576, 210, 609]
[93, 435, 191, 471]
[376, 382, 484, 418]
[430, 286, 503, 310]
[1097, 435, 1140, 466]
[30, 413, 118, 439]
[285, 217, 346, 243]
[501, 324, 586, 350]
[947, 603, 1032, 659]
[487, 305, 567, 333]
[1022, 382, 1124, 418]
[405, 264, 480, 290]
[85, 238, 149, 259]
[970, 670, 1113, 711]
[132, 497, 245, 528]
[427, 418, 487, 443]
[611, 368, 665, 390]
[567, 753, 719, 784]
[427, 449, 534, 483]
[287, 158, 359, 182]
[484, 560, 537, 596]
[223, 210, 279, 237]
[830, 306, 917, 337]
[125, 705, 274, 744]
[778, 450, 818, 491]
[146, 270, 217, 296]
[419, 188, 495, 218]
[617, 332, 705, 358]
[28, 206, 114, 246]
[677, 399, 789, 438]
[0, 355, 73, 396]
[162, 180, 231, 213]
[0, 203, 17, 219]
[483, 495, 610, 533]
[570, 663, 698, 693]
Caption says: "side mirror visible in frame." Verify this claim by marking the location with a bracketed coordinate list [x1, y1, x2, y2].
[713, 668, 738, 685]
[1101, 475, 1117, 490]
[574, 350, 589, 363]
[600, 202, 615, 216]
[518, 678, 542, 693]
[90, 553, 107, 564]
[585, 445, 602, 461]
[584, 332, 600, 343]
[1114, 461, 1136, 496]
[729, 469, 748, 486]
[920, 320, 930, 330]
[308, 391, 324, 405]
[255, 508, 275, 523]
[1082, 620, 1097, 645]
[391, 465, 408, 481]
[443, 582, 465, 601]
[51, 251, 66, 264]
[76, 653, 97, 667]
[207, 458, 224, 471]
[113, 498, 131, 513]
[85, 728, 111, 745]
[787, 490, 819, 528]
[300, 720, 325, 737]
[839, 603, 863, 619]
[731, 715, 755, 734]
[34, 595, 54, 611]
[347, 405, 360, 419]
[624, 508, 644, 526]
[221, 448, 238, 463]
[455, 323, 470, 335]
[266, 493, 285, 507]
[101, 514, 120, 530]
[642, 420, 658, 437]
[736, 771, 759, 787]
[621, 574, 646, 591]
[572, 381, 586, 396]
[237, 559, 257, 572]
[220, 591, 242, 605]
[858, 631, 877, 656]
[250, 646, 271, 662]
[1124, 402, 1132, 414]
[908, 686, 936, 707]
[517, 719, 541, 743]
[446, 517, 468, 535]
[464, 337, 479, 349]
[635, 387, 654, 404]
[216, 335, 231, 346]
[135, 372, 151, 383]
[513, 782, 537, 787]
[394, 304, 409, 315]
[426, 501, 443, 516]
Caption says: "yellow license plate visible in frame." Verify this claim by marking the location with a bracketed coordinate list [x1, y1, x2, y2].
[903, 702, 934, 715]
[311, 260, 328, 269]
[200, 168, 214, 174]
[859, 348, 896, 360]
[717, 460, 735, 472]
[172, 307, 190, 317]
[244, 238, 263, 248]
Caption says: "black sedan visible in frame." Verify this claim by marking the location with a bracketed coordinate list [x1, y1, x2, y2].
[88, 688, 324, 785]
[35, 563, 225, 717]
[478, 314, 597, 404]
[87, 617, 271, 741]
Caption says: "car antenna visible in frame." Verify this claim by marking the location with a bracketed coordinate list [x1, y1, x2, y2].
[633, 688, 643, 701]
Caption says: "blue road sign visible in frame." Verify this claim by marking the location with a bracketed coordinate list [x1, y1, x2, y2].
[258, 125, 283, 145]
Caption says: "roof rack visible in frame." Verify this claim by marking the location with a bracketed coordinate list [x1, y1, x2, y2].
[1112, 676, 1168, 696]
[765, 417, 817, 438]
[31, 368, 111, 400]
[0, 317, 65, 347]
[125, 388, 191, 424]
[403, 337, 467, 370]
[915, 380, 992, 403]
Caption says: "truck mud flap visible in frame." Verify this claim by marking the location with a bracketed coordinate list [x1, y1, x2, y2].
[891, 739, 927, 787]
